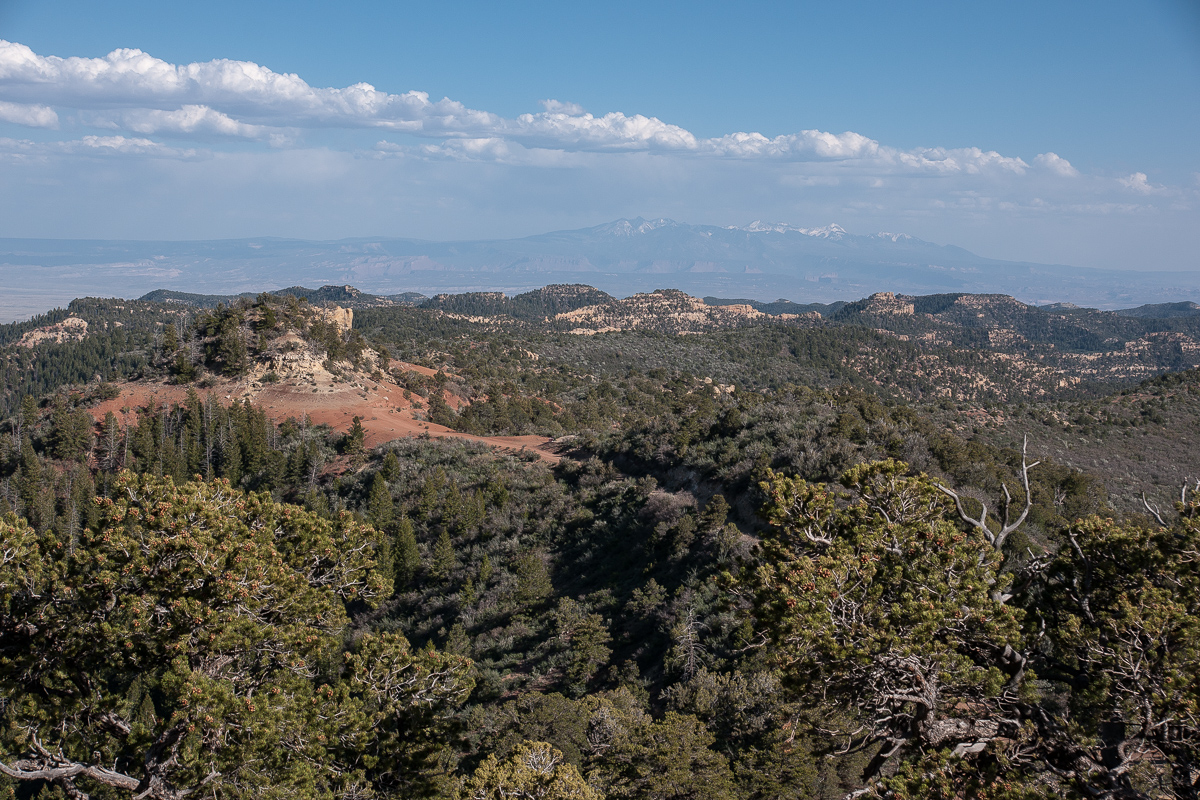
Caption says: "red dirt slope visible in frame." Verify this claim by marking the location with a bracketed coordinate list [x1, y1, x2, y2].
[89, 368, 560, 464]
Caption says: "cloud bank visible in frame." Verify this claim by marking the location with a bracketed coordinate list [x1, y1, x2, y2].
[0, 39, 1194, 273]
[0, 39, 1067, 173]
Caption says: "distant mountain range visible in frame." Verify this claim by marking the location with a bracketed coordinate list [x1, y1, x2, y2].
[2, 218, 1198, 322]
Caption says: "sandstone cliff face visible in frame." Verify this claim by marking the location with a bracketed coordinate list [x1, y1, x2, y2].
[314, 306, 353, 333]
[863, 292, 915, 316]
[16, 316, 88, 347]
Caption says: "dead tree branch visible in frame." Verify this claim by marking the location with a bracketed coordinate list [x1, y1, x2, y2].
[936, 435, 1040, 553]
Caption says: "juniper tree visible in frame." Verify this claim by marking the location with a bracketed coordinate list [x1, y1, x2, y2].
[0, 472, 474, 799]
[1034, 486, 1200, 798]
[459, 741, 600, 800]
[745, 461, 1027, 789]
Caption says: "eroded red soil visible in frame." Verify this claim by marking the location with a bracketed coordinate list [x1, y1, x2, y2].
[89, 366, 560, 464]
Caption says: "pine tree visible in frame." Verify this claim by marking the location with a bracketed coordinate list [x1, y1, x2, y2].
[394, 515, 420, 589]
[426, 391, 455, 427]
[162, 322, 178, 354]
[515, 551, 553, 605]
[49, 398, 92, 462]
[462, 488, 486, 532]
[553, 598, 612, 693]
[417, 467, 446, 519]
[374, 532, 395, 594]
[97, 411, 123, 472]
[16, 435, 42, 516]
[173, 350, 196, 383]
[745, 461, 1025, 788]
[17, 395, 39, 443]
[430, 529, 457, 581]
[368, 472, 393, 530]
[445, 622, 471, 656]
[380, 450, 401, 482]
[700, 494, 729, 533]
[443, 481, 462, 523]
[344, 416, 366, 462]
[478, 553, 493, 587]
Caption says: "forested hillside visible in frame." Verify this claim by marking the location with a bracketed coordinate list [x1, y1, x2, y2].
[2, 285, 1199, 799]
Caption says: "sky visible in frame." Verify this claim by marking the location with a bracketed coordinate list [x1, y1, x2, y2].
[0, 0, 1198, 271]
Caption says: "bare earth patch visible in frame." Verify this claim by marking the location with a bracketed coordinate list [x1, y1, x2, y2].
[89, 366, 559, 464]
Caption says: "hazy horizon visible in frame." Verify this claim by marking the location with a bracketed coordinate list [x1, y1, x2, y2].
[1, 0, 1198, 280]
[4, 214, 1200, 323]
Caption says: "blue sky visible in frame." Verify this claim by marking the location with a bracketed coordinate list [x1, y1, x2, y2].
[0, 0, 1198, 271]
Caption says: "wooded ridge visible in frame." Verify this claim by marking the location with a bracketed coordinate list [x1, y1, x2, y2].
[1, 285, 1198, 799]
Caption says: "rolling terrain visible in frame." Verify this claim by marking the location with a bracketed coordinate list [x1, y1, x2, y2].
[4, 281, 1200, 798]
[4, 218, 1199, 322]
[3, 282, 1198, 508]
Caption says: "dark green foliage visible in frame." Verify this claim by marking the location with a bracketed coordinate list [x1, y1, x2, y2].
[552, 598, 613, 694]
[0, 300, 162, 418]
[48, 395, 93, 461]
[5, 284, 1200, 798]
[344, 415, 366, 456]
[426, 391, 457, 428]
[420, 285, 614, 321]
[368, 471, 394, 529]
[393, 515, 420, 589]
[430, 528, 457, 581]
[0, 472, 471, 799]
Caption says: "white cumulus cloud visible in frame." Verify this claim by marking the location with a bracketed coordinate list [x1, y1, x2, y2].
[540, 99, 585, 115]
[0, 39, 498, 134]
[1118, 172, 1166, 195]
[2, 36, 1190, 260]
[1033, 152, 1079, 177]
[508, 109, 697, 151]
[0, 134, 205, 160]
[110, 105, 277, 139]
[0, 38, 1098, 177]
[0, 99, 57, 128]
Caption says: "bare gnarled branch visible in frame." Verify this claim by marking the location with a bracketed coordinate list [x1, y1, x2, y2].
[0, 758, 139, 793]
[1142, 493, 1167, 527]
[936, 435, 1040, 553]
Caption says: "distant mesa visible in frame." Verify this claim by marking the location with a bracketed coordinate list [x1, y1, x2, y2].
[422, 284, 615, 322]
[1116, 301, 1200, 319]
[703, 296, 846, 317]
[133, 283, 1200, 329]
[139, 285, 429, 309]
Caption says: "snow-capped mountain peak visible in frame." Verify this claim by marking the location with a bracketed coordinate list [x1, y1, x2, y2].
[595, 217, 680, 236]
[736, 221, 848, 239]
[873, 231, 913, 242]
